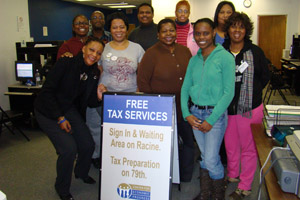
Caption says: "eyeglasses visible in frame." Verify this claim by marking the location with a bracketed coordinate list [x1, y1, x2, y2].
[91, 16, 104, 20]
[74, 22, 89, 26]
[177, 9, 189, 14]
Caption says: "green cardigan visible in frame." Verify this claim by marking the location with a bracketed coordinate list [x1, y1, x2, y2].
[181, 44, 235, 125]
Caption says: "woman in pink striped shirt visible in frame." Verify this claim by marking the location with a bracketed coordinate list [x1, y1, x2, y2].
[175, 0, 199, 56]
[174, 0, 198, 183]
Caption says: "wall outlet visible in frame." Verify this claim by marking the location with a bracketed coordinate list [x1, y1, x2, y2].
[43, 26, 48, 36]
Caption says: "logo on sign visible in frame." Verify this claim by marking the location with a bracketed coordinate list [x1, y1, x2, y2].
[117, 183, 132, 198]
[117, 183, 151, 199]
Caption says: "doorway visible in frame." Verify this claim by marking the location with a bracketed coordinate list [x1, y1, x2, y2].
[258, 15, 287, 69]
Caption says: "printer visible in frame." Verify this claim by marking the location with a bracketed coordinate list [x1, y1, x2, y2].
[271, 130, 300, 197]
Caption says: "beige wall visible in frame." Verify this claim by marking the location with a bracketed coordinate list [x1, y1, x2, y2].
[1, 0, 300, 110]
[0, 0, 31, 109]
[152, 0, 300, 48]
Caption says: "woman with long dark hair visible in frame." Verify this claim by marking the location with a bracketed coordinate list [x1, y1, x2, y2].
[213, 1, 235, 44]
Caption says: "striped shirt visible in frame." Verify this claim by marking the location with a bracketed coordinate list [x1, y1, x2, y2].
[176, 23, 190, 47]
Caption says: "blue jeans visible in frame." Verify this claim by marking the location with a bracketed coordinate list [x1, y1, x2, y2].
[190, 105, 228, 180]
[86, 106, 102, 159]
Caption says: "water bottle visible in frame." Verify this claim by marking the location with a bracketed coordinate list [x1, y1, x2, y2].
[35, 69, 42, 86]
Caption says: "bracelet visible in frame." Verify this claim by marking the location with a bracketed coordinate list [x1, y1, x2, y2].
[58, 118, 66, 124]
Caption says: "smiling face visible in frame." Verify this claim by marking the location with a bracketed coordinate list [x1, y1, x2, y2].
[158, 22, 176, 47]
[82, 41, 104, 66]
[72, 15, 89, 37]
[194, 22, 216, 52]
[218, 4, 233, 26]
[91, 12, 105, 30]
[228, 21, 246, 44]
[110, 19, 127, 43]
[175, 4, 190, 23]
[138, 5, 154, 26]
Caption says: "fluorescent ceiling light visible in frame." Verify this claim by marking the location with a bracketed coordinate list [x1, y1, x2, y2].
[108, 5, 136, 8]
[103, 3, 128, 6]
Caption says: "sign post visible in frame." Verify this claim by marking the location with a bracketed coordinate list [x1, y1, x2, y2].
[99, 93, 178, 200]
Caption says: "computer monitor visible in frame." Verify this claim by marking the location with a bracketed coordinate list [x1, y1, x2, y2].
[290, 35, 300, 59]
[15, 61, 37, 83]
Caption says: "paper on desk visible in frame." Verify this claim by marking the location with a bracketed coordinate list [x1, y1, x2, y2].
[263, 118, 272, 137]
[293, 130, 300, 145]
[265, 116, 300, 128]
[34, 44, 52, 47]
[266, 105, 300, 117]
[264, 105, 300, 137]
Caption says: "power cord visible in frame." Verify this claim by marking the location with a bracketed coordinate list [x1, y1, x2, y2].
[257, 146, 296, 200]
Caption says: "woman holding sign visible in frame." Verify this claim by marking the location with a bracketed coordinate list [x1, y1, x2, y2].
[181, 18, 235, 199]
[222, 12, 269, 199]
[87, 12, 145, 169]
[35, 37, 106, 200]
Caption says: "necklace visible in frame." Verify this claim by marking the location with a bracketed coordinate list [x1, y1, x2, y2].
[230, 44, 243, 55]
[230, 49, 240, 54]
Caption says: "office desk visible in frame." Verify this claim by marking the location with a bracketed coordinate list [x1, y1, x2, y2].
[251, 124, 299, 200]
[280, 58, 300, 95]
[281, 58, 300, 66]
[5, 83, 42, 114]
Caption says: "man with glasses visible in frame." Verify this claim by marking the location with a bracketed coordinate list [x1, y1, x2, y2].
[86, 11, 112, 170]
[89, 11, 112, 43]
[128, 3, 158, 50]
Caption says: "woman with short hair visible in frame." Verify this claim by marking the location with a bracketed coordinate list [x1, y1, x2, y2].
[181, 18, 235, 200]
[35, 37, 107, 200]
[86, 13, 145, 169]
[223, 12, 269, 199]
[99, 12, 144, 92]
[138, 18, 192, 123]
[57, 14, 89, 59]
[175, 0, 199, 55]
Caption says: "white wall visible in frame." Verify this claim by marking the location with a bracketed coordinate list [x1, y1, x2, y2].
[0, 0, 30, 109]
[153, 0, 300, 47]
[152, 0, 178, 22]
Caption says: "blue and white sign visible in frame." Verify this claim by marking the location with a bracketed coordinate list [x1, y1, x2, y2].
[100, 93, 176, 200]
[103, 94, 173, 126]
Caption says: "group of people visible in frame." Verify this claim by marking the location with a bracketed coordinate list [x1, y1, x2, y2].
[34, 1, 270, 200]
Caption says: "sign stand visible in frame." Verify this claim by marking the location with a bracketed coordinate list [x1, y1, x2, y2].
[99, 93, 179, 200]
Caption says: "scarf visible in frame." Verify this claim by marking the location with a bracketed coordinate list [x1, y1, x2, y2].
[237, 49, 254, 118]
[175, 19, 189, 26]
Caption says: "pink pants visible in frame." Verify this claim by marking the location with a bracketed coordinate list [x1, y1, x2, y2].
[224, 104, 264, 191]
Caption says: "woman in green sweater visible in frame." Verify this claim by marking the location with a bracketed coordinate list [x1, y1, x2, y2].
[181, 18, 235, 200]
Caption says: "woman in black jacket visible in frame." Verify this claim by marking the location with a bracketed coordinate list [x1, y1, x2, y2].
[223, 12, 269, 200]
[35, 37, 106, 200]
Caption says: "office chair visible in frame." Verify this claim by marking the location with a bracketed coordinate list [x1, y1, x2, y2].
[0, 106, 30, 141]
[263, 64, 292, 105]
